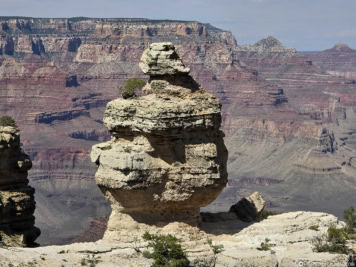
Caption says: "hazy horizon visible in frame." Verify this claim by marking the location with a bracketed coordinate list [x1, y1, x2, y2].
[1, 0, 355, 51]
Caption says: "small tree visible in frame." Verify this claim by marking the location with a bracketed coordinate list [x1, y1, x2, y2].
[142, 232, 190, 267]
[0, 116, 17, 127]
[119, 78, 146, 99]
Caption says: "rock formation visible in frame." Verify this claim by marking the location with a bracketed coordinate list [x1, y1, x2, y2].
[0, 211, 352, 266]
[229, 192, 266, 222]
[236, 36, 296, 54]
[91, 42, 228, 237]
[1, 17, 356, 244]
[303, 43, 356, 80]
[0, 126, 40, 246]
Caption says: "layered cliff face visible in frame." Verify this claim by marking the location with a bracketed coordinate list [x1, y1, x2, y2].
[219, 36, 356, 216]
[303, 43, 356, 80]
[1, 17, 356, 243]
[91, 43, 228, 239]
[0, 17, 289, 244]
[0, 126, 40, 246]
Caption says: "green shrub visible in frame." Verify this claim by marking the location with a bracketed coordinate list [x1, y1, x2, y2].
[309, 225, 319, 231]
[208, 239, 224, 267]
[257, 238, 274, 251]
[0, 116, 17, 127]
[142, 232, 190, 267]
[344, 206, 356, 234]
[312, 227, 351, 254]
[119, 78, 146, 99]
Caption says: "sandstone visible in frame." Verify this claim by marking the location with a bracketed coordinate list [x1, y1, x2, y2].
[229, 192, 266, 222]
[1, 17, 356, 245]
[91, 43, 228, 239]
[0, 126, 40, 247]
[0, 211, 351, 266]
[139, 42, 190, 76]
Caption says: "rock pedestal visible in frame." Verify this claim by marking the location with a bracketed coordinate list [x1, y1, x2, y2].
[91, 43, 228, 238]
[0, 126, 40, 247]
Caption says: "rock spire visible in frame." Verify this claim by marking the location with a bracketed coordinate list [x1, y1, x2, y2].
[91, 42, 228, 238]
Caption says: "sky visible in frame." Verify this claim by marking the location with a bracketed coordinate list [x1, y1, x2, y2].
[1, 0, 356, 51]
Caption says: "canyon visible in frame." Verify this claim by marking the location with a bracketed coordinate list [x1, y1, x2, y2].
[0, 17, 355, 245]
[0, 44, 354, 266]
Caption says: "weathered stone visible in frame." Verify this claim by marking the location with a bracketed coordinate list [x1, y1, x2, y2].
[236, 36, 296, 54]
[0, 126, 40, 247]
[139, 42, 190, 76]
[91, 43, 228, 238]
[229, 192, 266, 222]
[0, 212, 351, 267]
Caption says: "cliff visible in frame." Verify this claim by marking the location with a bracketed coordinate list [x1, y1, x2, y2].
[303, 43, 356, 80]
[0, 126, 40, 246]
[0, 18, 355, 244]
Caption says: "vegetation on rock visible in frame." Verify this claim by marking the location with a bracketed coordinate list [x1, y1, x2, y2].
[0, 116, 17, 127]
[119, 78, 146, 99]
[312, 206, 356, 254]
[257, 238, 275, 251]
[344, 206, 356, 234]
[142, 232, 190, 267]
[208, 239, 224, 267]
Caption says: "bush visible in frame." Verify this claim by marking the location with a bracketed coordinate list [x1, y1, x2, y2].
[119, 78, 146, 99]
[257, 238, 274, 251]
[312, 227, 351, 254]
[344, 206, 356, 234]
[0, 116, 17, 127]
[142, 232, 190, 267]
[309, 225, 319, 231]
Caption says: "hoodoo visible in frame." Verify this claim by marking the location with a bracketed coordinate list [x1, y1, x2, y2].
[0, 126, 40, 247]
[91, 42, 228, 238]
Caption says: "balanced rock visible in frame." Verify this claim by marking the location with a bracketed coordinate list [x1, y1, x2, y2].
[91, 42, 228, 238]
[139, 42, 190, 76]
[229, 192, 266, 222]
[0, 126, 40, 247]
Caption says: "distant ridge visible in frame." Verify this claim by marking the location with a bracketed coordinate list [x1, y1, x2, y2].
[323, 43, 356, 53]
[236, 36, 296, 53]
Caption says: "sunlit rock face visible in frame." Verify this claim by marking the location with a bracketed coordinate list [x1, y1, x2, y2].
[91, 43, 228, 236]
[0, 126, 40, 247]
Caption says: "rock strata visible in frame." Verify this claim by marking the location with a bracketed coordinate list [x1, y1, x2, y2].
[91, 42, 228, 237]
[0, 126, 40, 246]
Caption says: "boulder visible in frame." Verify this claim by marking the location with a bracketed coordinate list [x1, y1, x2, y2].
[229, 192, 266, 222]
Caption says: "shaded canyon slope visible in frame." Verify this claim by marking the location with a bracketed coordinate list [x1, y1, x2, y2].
[0, 18, 355, 244]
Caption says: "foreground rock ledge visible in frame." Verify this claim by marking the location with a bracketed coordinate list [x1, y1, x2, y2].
[91, 43, 228, 238]
[0, 212, 352, 266]
[0, 126, 40, 246]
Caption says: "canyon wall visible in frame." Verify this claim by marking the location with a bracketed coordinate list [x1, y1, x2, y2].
[1, 17, 356, 244]
[302, 43, 356, 80]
